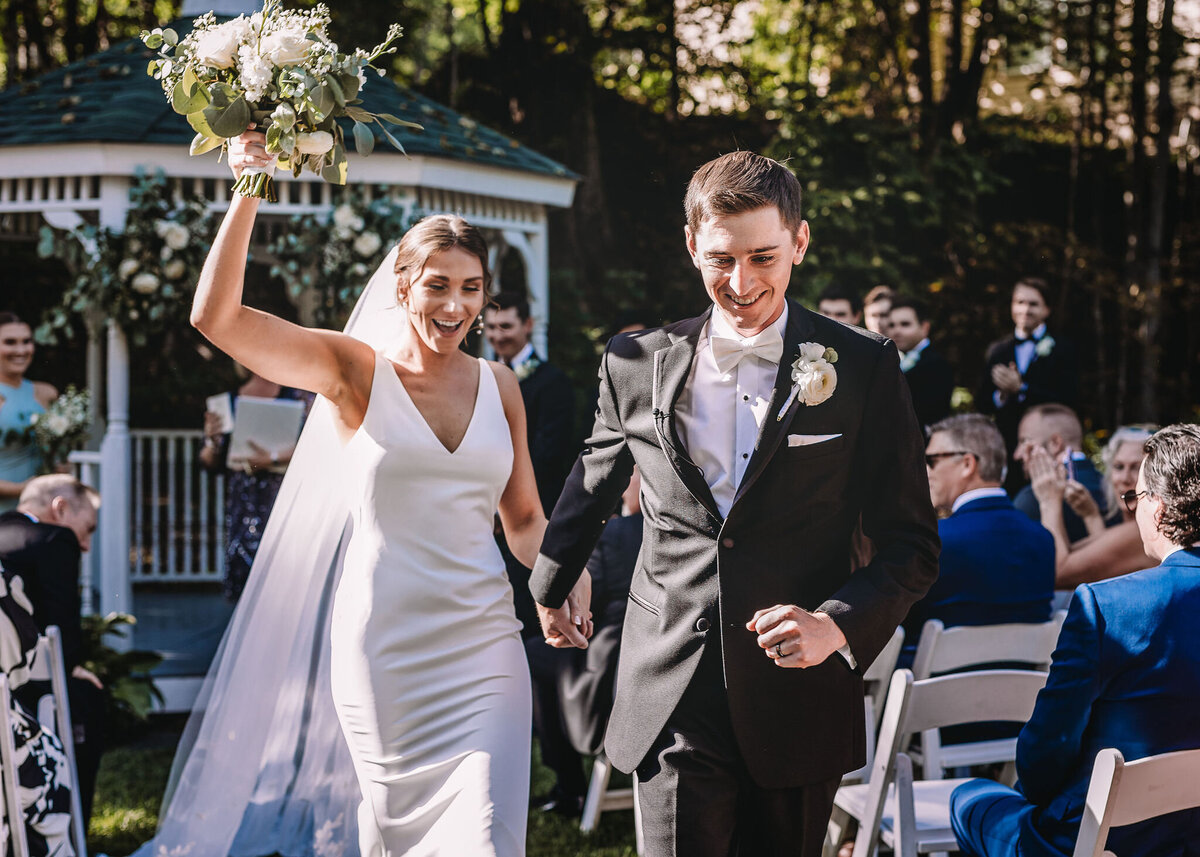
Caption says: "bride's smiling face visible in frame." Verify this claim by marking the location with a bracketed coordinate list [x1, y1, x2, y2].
[402, 246, 487, 353]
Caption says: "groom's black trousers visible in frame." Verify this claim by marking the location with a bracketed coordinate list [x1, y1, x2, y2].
[634, 641, 840, 857]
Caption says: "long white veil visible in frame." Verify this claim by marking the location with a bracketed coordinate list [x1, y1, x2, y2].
[134, 248, 404, 857]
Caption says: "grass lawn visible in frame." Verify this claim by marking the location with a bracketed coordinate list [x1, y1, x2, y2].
[89, 718, 639, 857]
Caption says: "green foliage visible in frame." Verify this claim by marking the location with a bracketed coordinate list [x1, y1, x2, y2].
[36, 170, 215, 348]
[81, 613, 164, 729]
[268, 187, 420, 328]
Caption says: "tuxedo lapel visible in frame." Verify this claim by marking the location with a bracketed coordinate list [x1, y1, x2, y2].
[732, 302, 813, 507]
[652, 312, 721, 520]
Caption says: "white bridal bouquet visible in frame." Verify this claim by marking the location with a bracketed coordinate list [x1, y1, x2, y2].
[30, 386, 91, 471]
[142, 0, 420, 201]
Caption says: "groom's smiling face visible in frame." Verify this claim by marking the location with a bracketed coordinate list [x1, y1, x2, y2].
[686, 205, 808, 338]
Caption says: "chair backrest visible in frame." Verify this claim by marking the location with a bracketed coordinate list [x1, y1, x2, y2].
[851, 668, 1049, 857]
[1072, 747, 1200, 857]
[0, 674, 31, 857]
[911, 611, 1067, 680]
[862, 626, 905, 726]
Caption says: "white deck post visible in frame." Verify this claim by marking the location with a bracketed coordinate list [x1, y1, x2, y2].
[98, 322, 132, 642]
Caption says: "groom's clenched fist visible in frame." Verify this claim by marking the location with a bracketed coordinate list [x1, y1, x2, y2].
[747, 605, 848, 668]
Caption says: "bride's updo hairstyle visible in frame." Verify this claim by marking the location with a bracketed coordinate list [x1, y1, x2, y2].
[393, 214, 492, 305]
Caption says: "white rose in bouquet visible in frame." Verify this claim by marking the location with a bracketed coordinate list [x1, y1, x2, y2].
[46, 414, 72, 436]
[354, 231, 382, 257]
[193, 20, 244, 69]
[132, 272, 161, 294]
[118, 258, 141, 280]
[261, 27, 313, 66]
[295, 131, 335, 155]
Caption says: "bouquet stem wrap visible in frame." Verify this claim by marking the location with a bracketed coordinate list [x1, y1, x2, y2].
[232, 166, 277, 202]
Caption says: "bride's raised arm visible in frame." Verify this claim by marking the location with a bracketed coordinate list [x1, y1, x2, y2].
[191, 129, 376, 431]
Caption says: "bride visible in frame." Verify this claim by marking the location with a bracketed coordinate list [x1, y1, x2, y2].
[137, 130, 591, 857]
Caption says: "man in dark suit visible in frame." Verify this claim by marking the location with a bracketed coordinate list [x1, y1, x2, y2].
[977, 277, 1078, 465]
[889, 296, 955, 432]
[951, 423, 1200, 856]
[0, 474, 106, 825]
[484, 291, 576, 638]
[530, 151, 940, 856]
[905, 415, 1054, 656]
[1012, 403, 1107, 543]
[526, 467, 642, 816]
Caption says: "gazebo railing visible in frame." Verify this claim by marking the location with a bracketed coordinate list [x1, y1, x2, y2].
[131, 429, 225, 583]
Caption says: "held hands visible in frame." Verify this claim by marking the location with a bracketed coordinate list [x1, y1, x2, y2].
[536, 570, 594, 649]
[228, 125, 278, 182]
[991, 361, 1023, 396]
[747, 604, 847, 669]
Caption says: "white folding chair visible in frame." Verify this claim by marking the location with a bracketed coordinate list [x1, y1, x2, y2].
[827, 667, 1048, 857]
[580, 753, 644, 855]
[909, 613, 1064, 778]
[0, 674, 31, 857]
[843, 626, 905, 785]
[29, 628, 87, 857]
[1072, 747, 1200, 857]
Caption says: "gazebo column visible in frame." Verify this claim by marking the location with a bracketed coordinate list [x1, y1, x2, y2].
[502, 228, 549, 358]
[98, 322, 132, 637]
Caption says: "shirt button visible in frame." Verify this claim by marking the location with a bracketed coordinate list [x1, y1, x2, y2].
[742, 453, 748, 459]
[721, 537, 735, 549]
[743, 395, 749, 402]
[695, 617, 710, 632]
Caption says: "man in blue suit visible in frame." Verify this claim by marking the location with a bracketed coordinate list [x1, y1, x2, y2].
[951, 423, 1200, 856]
[904, 414, 1055, 660]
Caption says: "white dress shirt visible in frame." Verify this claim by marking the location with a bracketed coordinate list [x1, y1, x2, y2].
[507, 342, 536, 370]
[675, 305, 788, 519]
[951, 486, 1008, 514]
[673, 305, 859, 668]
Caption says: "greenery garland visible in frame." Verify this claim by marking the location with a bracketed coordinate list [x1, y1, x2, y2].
[268, 186, 420, 328]
[36, 169, 215, 347]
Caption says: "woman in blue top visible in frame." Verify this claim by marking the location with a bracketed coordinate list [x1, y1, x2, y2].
[0, 313, 58, 512]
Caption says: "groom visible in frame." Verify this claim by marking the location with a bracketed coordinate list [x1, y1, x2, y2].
[532, 151, 940, 856]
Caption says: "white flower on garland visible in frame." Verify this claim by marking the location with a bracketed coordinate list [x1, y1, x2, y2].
[1035, 335, 1055, 358]
[131, 272, 161, 294]
[155, 220, 189, 251]
[777, 342, 839, 418]
[332, 205, 365, 234]
[163, 259, 187, 280]
[354, 231, 382, 257]
[118, 258, 140, 280]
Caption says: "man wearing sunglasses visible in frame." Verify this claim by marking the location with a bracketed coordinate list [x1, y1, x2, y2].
[902, 414, 1055, 662]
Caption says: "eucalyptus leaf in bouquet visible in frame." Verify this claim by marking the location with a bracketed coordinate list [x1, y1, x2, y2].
[142, 0, 421, 201]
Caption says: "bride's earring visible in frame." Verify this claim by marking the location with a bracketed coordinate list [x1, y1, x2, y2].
[470, 314, 484, 334]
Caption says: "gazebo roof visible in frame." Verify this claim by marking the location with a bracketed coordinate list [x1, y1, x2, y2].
[0, 19, 576, 181]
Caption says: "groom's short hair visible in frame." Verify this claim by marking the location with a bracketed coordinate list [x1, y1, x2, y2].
[685, 151, 803, 234]
[489, 291, 531, 322]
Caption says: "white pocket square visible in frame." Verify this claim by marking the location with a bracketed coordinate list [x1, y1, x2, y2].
[788, 433, 843, 447]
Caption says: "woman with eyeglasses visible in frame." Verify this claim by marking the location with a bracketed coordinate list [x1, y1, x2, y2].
[1027, 427, 1158, 589]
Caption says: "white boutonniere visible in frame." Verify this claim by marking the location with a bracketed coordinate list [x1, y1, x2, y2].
[1034, 335, 1055, 358]
[512, 353, 542, 382]
[776, 342, 838, 420]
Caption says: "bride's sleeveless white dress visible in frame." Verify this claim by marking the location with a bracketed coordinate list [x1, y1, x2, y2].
[330, 353, 531, 856]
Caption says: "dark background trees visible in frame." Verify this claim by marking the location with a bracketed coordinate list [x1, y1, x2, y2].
[6, 0, 1198, 429]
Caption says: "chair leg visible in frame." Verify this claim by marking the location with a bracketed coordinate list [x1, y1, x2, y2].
[580, 753, 614, 833]
[823, 805, 849, 857]
[633, 773, 645, 856]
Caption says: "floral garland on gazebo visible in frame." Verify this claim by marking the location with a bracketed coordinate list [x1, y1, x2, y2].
[268, 186, 419, 328]
[37, 169, 215, 347]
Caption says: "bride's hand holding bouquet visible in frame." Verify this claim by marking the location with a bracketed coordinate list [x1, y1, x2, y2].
[142, 0, 420, 201]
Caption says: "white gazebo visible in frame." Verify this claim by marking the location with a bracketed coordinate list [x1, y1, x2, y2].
[0, 0, 577, 660]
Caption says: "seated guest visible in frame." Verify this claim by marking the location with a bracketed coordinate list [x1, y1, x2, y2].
[904, 415, 1055, 659]
[0, 475, 105, 825]
[526, 467, 642, 817]
[816, 285, 862, 326]
[0, 558, 75, 856]
[862, 285, 895, 336]
[1025, 443, 1155, 590]
[951, 423, 1200, 857]
[889, 296, 955, 431]
[1074, 424, 1157, 531]
[1012, 404, 1107, 543]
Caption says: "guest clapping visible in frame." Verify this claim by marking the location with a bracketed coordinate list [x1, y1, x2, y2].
[0, 313, 58, 512]
[1012, 404, 1107, 542]
[951, 424, 1200, 857]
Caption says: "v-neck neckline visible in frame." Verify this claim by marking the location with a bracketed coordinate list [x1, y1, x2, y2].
[387, 356, 484, 455]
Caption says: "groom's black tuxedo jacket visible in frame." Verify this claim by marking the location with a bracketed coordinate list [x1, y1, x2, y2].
[977, 331, 1078, 449]
[531, 301, 940, 789]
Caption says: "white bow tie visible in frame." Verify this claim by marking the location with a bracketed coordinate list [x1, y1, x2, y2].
[709, 331, 784, 374]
